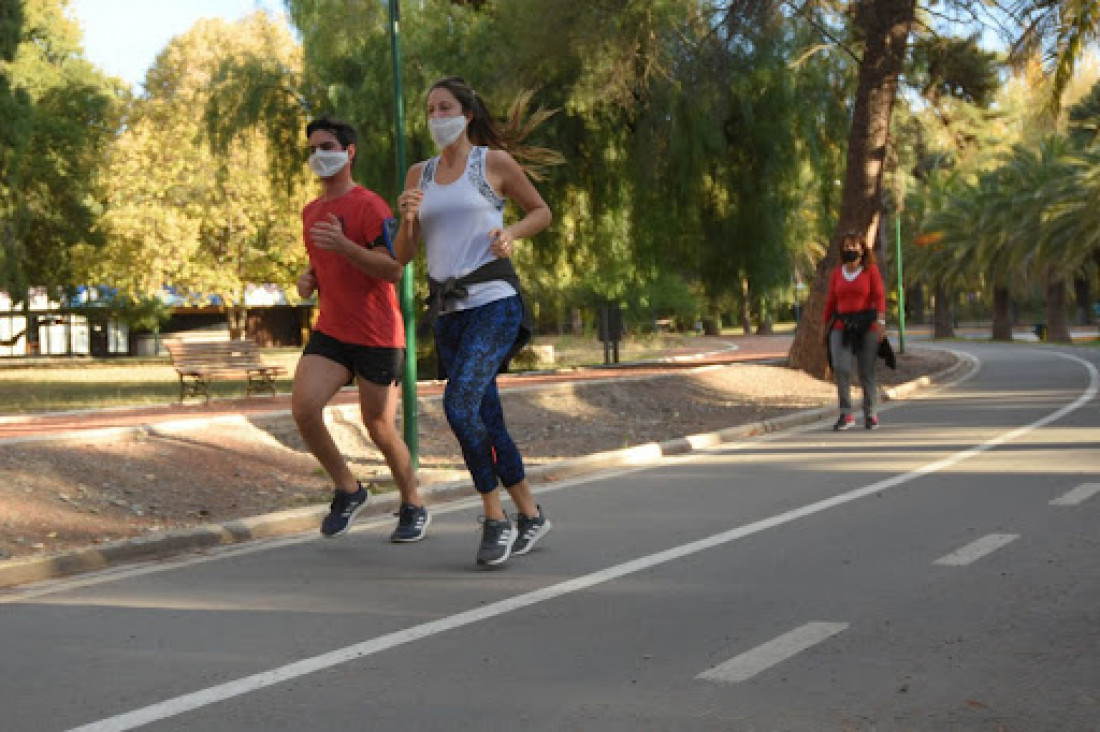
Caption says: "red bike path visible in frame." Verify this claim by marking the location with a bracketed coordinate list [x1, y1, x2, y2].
[0, 335, 793, 442]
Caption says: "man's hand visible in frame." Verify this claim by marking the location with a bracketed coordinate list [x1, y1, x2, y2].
[297, 269, 317, 299]
[310, 213, 349, 253]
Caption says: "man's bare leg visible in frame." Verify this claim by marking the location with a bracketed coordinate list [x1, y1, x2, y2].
[292, 354, 357, 492]
[357, 379, 422, 506]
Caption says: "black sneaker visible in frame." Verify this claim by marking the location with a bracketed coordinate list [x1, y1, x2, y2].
[865, 415, 879, 430]
[476, 516, 515, 567]
[833, 414, 855, 431]
[320, 483, 370, 537]
[390, 503, 430, 543]
[512, 507, 552, 556]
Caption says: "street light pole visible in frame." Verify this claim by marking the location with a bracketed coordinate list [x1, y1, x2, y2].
[388, 0, 418, 466]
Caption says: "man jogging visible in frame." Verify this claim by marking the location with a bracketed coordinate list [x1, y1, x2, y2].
[293, 116, 428, 542]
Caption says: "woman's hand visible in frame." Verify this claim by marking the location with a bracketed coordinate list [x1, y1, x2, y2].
[397, 188, 423, 223]
[488, 227, 515, 258]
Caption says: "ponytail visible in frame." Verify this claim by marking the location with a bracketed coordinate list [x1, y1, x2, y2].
[429, 76, 564, 180]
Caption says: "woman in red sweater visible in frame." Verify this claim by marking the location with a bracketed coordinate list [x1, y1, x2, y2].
[822, 231, 887, 430]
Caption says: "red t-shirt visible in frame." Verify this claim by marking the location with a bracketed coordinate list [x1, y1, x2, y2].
[823, 264, 885, 330]
[303, 186, 404, 347]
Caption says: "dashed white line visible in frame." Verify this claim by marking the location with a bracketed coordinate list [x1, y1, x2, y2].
[934, 533, 1020, 566]
[1050, 483, 1100, 507]
[697, 622, 849, 684]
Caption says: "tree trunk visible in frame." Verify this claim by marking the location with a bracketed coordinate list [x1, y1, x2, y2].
[227, 305, 248, 341]
[788, 0, 916, 376]
[908, 283, 924, 324]
[1046, 277, 1071, 343]
[991, 286, 1013, 341]
[755, 297, 774, 335]
[740, 277, 752, 335]
[571, 307, 584, 336]
[933, 284, 954, 339]
[1073, 274, 1092, 325]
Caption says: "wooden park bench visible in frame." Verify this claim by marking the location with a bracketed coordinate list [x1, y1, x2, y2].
[165, 338, 287, 402]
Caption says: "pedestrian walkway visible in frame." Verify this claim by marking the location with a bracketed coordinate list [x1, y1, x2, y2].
[0, 335, 793, 443]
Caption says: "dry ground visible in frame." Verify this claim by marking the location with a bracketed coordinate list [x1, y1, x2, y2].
[0, 348, 956, 560]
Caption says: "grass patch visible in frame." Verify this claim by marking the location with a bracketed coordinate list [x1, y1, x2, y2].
[0, 350, 300, 414]
[0, 334, 735, 415]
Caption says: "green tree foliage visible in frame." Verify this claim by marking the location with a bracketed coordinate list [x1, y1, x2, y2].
[1006, 0, 1100, 110]
[0, 0, 121, 299]
[0, 0, 32, 295]
[80, 13, 309, 311]
[280, 0, 855, 334]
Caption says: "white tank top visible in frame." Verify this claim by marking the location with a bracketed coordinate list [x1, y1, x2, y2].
[418, 146, 516, 312]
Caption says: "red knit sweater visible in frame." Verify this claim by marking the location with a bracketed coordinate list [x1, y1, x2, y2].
[822, 264, 885, 330]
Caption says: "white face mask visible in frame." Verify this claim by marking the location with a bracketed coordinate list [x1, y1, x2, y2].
[429, 115, 468, 149]
[308, 149, 349, 178]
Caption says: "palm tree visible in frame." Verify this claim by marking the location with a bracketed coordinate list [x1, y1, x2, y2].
[1007, 0, 1100, 110]
[1040, 144, 1100, 334]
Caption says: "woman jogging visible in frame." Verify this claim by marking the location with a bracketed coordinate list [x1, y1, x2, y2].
[394, 76, 558, 567]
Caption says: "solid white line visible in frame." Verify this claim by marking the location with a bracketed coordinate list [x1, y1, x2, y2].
[933, 533, 1020, 566]
[1050, 483, 1100, 507]
[66, 352, 1098, 732]
[696, 622, 849, 684]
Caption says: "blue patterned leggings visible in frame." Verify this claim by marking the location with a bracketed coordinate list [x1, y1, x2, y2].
[434, 296, 526, 493]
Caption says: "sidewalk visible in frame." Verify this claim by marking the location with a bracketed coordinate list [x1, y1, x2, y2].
[0, 335, 792, 444]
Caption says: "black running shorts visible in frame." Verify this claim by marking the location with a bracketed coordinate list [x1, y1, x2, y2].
[303, 330, 404, 386]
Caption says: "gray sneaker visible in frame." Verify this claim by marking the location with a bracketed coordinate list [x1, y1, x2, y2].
[476, 517, 515, 567]
[512, 507, 552, 556]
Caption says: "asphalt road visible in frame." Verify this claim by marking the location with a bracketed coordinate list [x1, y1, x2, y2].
[1, 342, 1097, 732]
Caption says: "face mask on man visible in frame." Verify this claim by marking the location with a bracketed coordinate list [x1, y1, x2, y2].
[429, 115, 468, 149]
[309, 149, 349, 178]
[841, 250, 860, 263]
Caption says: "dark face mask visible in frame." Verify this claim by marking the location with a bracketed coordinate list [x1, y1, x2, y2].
[841, 250, 860, 263]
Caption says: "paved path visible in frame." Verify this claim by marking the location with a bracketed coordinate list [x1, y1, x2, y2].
[2, 341, 1096, 731]
[0, 335, 792, 442]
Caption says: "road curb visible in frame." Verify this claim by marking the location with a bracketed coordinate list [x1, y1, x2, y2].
[0, 353, 972, 590]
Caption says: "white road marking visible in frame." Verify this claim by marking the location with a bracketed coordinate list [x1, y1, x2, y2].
[64, 353, 1099, 731]
[1050, 483, 1100, 507]
[697, 622, 849, 684]
[933, 533, 1020, 566]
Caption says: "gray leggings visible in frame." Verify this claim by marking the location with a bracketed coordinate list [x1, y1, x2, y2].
[829, 329, 878, 417]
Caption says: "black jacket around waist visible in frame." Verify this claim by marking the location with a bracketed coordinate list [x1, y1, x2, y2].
[425, 257, 533, 374]
[826, 309, 896, 371]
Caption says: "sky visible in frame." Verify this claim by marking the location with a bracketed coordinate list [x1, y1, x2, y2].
[69, 0, 286, 90]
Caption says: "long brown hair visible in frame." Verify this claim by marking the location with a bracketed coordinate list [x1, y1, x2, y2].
[429, 76, 564, 180]
[839, 230, 877, 268]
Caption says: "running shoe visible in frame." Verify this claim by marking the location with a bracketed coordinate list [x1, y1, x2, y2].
[512, 507, 552, 556]
[390, 503, 430, 542]
[833, 414, 855, 431]
[865, 415, 879, 430]
[320, 483, 370, 537]
[476, 516, 515, 567]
